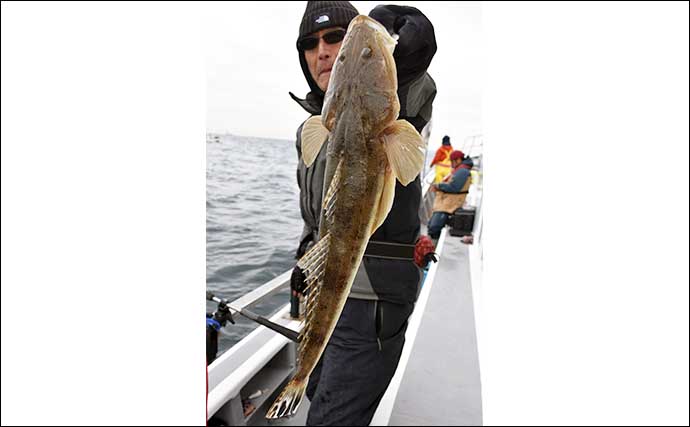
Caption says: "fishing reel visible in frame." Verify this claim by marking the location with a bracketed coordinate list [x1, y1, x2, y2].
[206, 290, 300, 365]
[206, 291, 235, 364]
[207, 291, 235, 329]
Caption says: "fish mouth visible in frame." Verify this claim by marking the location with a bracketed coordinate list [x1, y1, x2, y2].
[349, 14, 397, 54]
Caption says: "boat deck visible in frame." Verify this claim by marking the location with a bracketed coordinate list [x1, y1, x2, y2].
[381, 232, 482, 426]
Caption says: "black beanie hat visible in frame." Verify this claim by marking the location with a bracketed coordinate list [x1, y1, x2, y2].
[442, 135, 451, 146]
[297, 1, 359, 101]
[298, 1, 359, 41]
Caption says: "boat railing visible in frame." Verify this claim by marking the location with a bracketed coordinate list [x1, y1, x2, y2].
[215, 166, 437, 349]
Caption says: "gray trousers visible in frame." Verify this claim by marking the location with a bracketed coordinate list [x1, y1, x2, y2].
[306, 298, 415, 426]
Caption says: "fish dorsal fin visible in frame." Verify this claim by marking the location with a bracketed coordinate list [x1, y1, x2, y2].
[295, 232, 332, 355]
[301, 115, 329, 167]
[370, 165, 396, 236]
[380, 119, 426, 186]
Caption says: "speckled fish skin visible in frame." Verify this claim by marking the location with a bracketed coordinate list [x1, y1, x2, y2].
[266, 15, 401, 419]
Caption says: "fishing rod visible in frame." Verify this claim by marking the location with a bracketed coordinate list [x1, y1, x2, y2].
[206, 291, 301, 343]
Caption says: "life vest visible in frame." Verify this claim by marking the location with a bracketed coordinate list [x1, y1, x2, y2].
[432, 165, 472, 214]
[433, 147, 453, 183]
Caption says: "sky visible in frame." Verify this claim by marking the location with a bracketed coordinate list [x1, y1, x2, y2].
[204, 1, 483, 152]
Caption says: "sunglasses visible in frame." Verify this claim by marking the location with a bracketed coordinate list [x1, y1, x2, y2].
[297, 29, 346, 51]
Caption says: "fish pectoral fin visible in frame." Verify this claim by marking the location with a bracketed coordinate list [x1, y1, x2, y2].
[301, 115, 329, 167]
[370, 166, 396, 236]
[380, 120, 426, 186]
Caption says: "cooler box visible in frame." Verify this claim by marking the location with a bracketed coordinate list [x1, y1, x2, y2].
[449, 208, 475, 237]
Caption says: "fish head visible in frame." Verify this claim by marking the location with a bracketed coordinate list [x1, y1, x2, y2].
[322, 15, 400, 135]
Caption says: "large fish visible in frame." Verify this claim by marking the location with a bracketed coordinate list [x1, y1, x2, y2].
[266, 15, 425, 419]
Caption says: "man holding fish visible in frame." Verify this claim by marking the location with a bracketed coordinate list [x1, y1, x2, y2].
[270, 2, 438, 424]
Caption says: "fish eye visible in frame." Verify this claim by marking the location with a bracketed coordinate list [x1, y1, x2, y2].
[361, 47, 372, 58]
[339, 54, 346, 62]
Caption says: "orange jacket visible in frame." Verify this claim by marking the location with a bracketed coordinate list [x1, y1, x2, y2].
[430, 145, 453, 166]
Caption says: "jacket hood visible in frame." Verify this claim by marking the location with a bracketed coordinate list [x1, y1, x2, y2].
[289, 90, 324, 116]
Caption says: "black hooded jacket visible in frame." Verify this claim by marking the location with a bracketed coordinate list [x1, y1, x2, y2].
[292, 5, 437, 304]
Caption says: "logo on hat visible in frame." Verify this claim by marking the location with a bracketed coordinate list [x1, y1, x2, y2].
[315, 15, 330, 24]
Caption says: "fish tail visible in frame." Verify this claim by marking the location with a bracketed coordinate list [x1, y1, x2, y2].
[265, 377, 308, 419]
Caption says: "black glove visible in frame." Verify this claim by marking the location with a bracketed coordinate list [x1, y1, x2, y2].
[290, 265, 307, 296]
[369, 5, 437, 87]
[289, 265, 307, 319]
[424, 252, 438, 265]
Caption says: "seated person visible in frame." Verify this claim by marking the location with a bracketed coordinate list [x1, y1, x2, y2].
[427, 150, 473, 239]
